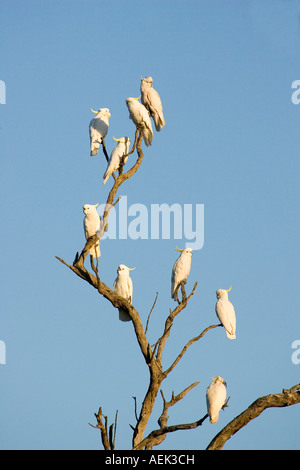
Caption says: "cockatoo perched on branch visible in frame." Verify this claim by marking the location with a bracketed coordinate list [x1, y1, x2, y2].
[171, 247, 193, 301]
[140, 76, 165, 132]
[83, 204, 101, 259]
[113, 265, 135, 322]
[206, 376, 227, 424]
[125, 97, 153, 147]
[89, 108, 111, 156]
[215, 286, 236, 339]
[103, 136, 131, 184]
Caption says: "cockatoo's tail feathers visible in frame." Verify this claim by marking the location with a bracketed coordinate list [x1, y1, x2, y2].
[226, 330, 236, 340]
[119, 309, 131, 322]
[210, 415, 219, 424]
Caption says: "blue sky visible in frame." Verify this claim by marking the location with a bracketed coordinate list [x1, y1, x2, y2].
[0, 0, 299, 450]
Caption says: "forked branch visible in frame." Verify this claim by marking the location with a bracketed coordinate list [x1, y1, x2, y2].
[89, 407, 118, 450]
[163, 323, 222, 377]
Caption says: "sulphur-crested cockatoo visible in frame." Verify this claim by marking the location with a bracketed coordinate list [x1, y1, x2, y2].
[83, 204, 101, 258]
[171, 247, 193, 301]
[215, 286, 236, 339]
[89, 108, 111, 156]
[206, 376, 227, 424]
[125, 97, 153, 147]
[103, 136, 131, 184]
[140, 76, 165, 132]
[113, 265, 135, 322]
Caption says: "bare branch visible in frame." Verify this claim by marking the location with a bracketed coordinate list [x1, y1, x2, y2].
[89, 407, 118, 451]
[163, 324, 222, 377]
[156, 282, 198, 365]
[158, 382, 200, 429]
[145, 292, 159, 335]
[89, 407, 111, 450]
[133, 382, 200, 450]
[206, 384, 300, 450]
[134, 414, 209, 450]
[113, 195, 121, 207]
[113, 410, 118, 450]
[132, 396, 139, 422]
[90, 254, 100, 286]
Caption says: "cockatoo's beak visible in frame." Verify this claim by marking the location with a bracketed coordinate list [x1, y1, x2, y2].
[175, 247, 184, 252]
[226, 286, 232, 292]
[91, 108, 99, 114]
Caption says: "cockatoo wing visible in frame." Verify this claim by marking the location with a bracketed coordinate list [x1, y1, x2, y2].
[84, 211, 101, 259]
[171, 255, 191, 299]
[142, 88, 165, 132]
[206, 382, 227, 424]
[103, 146, 120, 184]
[89, 121, 100, 156]
[113, 273, 132, 322]
[127, 276, 133, 303]
[136, 103, 153, 146]
[89, 117, 109, 156]
[103, 143, 128, 184]
[171, 261, 183, 298]
[118, 276, 133, 322]
[216, 299, 236, 339]
[127, 100, 153, 146]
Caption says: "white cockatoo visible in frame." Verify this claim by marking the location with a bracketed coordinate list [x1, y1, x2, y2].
[206, 376, 227, 424]
[89, 108, 111, 156]
[140, 76, 165, 132]
[215, 286, 236, 339]
[103, 136, 131, 184]
[83, 203, 101, 259]
[125, 97, 153, 147]
[171, 247, 193, 301]
[113, 264, 135, 322]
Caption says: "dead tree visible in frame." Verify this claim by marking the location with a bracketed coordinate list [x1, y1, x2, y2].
[56, 121, 300, 450]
